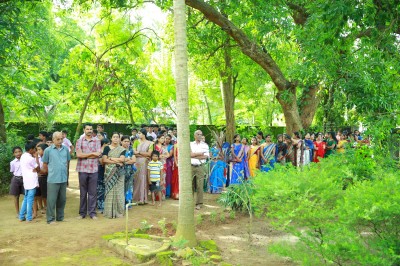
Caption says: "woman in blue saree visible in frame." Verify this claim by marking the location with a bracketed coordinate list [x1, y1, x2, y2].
[121, 136, 136, 208]
[260, 134, 276, 172]
[304, 133, 314, 165]
[230, 134, 245, 184]
[209, 144, 227, 193]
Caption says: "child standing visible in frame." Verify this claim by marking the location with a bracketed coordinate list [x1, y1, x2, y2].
[19, 142, 39, 222]
[36, 143, 48, 214]
[147, 150, 163, 207]
[9, 146, 23, 218]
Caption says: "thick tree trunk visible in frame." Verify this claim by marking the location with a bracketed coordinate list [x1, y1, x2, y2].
[185, 0, 322, 133]
[174, 0, 197, 247]
[276, 86, 303, 134]
[323, 86, 335, 131]
[202, 89, 212, 124]
[0, 100, 6, 143]
[220, 40, 235, 143]
[299, 85, 321, 130]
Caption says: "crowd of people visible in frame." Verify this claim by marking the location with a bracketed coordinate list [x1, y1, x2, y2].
[9, 123, 369, 223]
[207, 129, 371, 194]
[9, 124, 182, 223]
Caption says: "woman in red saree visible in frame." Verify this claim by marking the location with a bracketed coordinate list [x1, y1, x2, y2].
[170, 144, 179, 200]
[313, 132, 326, 163]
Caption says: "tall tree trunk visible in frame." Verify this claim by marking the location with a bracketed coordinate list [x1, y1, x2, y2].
[202, 88, 212, 124]
[0, 100, 6, 143]
[174, 0, 197, 247]
[127, 104, 135, 126]
[74, 83, 97, 142]
[220, 39, 235, 143]
[123, 93, 135, 125]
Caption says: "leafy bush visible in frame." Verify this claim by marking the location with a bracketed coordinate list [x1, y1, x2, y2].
[0, 130, 25, 195]
[218, 180, 255, 213]
[252, 152, 400, 265]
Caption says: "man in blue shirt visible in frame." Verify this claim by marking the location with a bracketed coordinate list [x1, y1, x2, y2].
[42, 131, 71, 224]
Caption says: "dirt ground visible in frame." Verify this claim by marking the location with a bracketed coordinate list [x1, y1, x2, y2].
[0, 159, 294, 266]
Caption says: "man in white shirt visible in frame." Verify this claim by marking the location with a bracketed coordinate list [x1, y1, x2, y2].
[147, 124, 157, 140]
[190, 130, 209, 210]
[19, 142, 39, 222]
[62, 130, 75, 155]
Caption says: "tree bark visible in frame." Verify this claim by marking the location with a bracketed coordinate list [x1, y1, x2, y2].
[185, 0, 308, 135]
[0, 100, 6, 143]
[202, 88, 212, 124]
[276, 85, 303, 134]
[174, 0, 197, 247]
[74, 83, 97, 142]
[219, 39, 235, 143]
[299, 85, 321, 130]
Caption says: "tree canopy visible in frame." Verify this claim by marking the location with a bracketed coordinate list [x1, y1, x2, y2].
[0, 0, 398, 143]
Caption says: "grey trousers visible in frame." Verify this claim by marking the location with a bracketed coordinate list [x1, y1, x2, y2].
[46, 182, 67, 223]
[78, 172, 98, 218]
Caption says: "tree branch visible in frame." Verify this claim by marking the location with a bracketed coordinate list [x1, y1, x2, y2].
[185, 0, 292, 92]
[56, 30, 97, 57]
[98, 27, 160, 59]
[286, 2, 309, 26]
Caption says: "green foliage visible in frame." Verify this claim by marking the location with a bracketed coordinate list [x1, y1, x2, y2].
[0, 130, 25, 195]
[219, 213, 226, 223]
[218, 180, 255, 213]
[209, 211, 217, 224]
[158, 218, 168, 236]
[139, 219, 153, 233]
[252, 151, 400, 265]
[195, 214, 203, 226]
[171, 236, 188, 249]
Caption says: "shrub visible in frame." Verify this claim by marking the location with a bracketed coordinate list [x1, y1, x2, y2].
[252, 152, 400, 265]
[218, 180, 255, 214]
[0, 130, 25, 195]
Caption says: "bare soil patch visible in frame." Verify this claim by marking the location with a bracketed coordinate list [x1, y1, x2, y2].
[0, 159, 293, 265]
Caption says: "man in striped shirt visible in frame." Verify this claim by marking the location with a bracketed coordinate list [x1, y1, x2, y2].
[75, 123, 102, 219]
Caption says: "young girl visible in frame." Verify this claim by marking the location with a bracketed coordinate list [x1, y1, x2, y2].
[248, 137, 260, 177]
[10, 146, 23, 217]
[147, 150, 164, 207]
[36, 143, 48, 215]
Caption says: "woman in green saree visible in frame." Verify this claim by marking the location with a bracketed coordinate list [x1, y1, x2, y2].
[325, 131, 338, 157]
[102, 132, 126, 218]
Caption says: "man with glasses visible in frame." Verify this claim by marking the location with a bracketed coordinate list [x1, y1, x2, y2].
[190, 130, 209, 210]
[42, 132, 71, 224]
